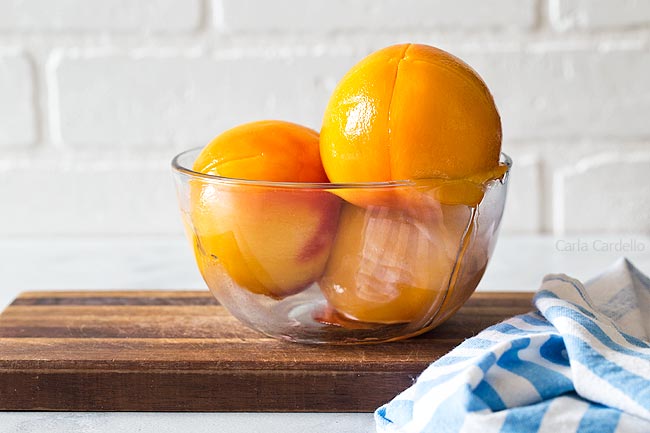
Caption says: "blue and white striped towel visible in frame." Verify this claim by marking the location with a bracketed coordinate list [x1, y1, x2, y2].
[376, 258, 650, 433]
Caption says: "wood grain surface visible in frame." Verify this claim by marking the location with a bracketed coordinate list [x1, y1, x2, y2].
[0, 290, 533, 412]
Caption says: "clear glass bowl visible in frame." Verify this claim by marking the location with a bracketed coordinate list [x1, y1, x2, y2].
[172, 149, 511, 344]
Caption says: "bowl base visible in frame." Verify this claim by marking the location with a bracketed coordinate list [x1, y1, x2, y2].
[218, 285, 435, 345]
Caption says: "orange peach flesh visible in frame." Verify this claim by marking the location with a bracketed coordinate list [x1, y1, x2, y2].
[190, 120, 340, 299]
[319, 43, 504, 208]
[320, 44, 502, 185]
[191, 185, 340, 299]
[319, 194, 477, 324]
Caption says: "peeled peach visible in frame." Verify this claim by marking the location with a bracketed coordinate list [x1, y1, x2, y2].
[318, 43, 506, 324]
[320, 43, 505, 207]
[319, 199, 471, 324]
[190, 120, 340, 299]
[193, 120, 328, 183]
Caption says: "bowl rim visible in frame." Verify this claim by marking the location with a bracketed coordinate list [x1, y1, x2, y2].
[171, 147, 512, 190]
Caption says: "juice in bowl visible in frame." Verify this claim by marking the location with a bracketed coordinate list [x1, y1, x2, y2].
[171, 43, 511, 344]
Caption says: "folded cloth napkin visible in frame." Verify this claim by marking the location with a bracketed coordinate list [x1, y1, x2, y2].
[376, 258, 650, 433]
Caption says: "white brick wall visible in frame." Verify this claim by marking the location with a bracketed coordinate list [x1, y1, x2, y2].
[555, 154, 650, 234]
[0, 52, 37, 147]
[463, 49, 650, 141]
[0, 0, 648, 237]
[501, 157, 542, 233]
[217, 0, 537, 32]
[51, 52, 354, 148]
[0, 159, 179, 236]
[0, 0, 202, 32]
[550, 0, 650, 30]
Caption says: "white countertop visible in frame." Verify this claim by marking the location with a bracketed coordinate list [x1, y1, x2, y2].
[2, 412, 375, 433]
[1, 234, 649, 432]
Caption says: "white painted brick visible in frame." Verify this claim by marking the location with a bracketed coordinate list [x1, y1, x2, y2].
[554, 153, 650, 233]
[0, 160, 182, 236]
[52, 48, 650, 149]
[51, 53, 355, 148]
[500, 157, 542, 233]
[460, 49, 650, 141]
[550, 0, 650, 30]
[0, 53, 36, 147]
[217, 0, 537, 32]
[0, 0, 201, 32]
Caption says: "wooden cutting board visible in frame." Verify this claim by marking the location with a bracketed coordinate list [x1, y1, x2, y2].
[0, 290, 532, 412]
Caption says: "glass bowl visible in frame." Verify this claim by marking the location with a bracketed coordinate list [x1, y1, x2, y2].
[172, 149, 511, 344]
